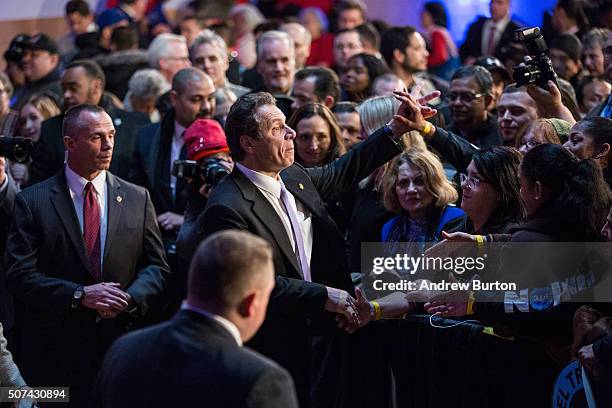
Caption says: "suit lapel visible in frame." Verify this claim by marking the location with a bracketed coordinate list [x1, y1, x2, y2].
[232, 169, 302, 277]
[50, 172, 91, 274]
[103, 173, 125, 265]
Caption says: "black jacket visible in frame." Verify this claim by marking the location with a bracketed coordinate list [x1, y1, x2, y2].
[11, 65, 63, 110]
[129, 108, 188, 217]
[459, 16, 522, 62]
[91, 309, 299, 408]
[0, 174, 16, 330]
[447, 114, 502, 149]
[95, 49, 149, 100]
[29, 102, 150, 185]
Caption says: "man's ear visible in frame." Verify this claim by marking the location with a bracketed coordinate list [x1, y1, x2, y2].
[63, 135, 74, 151]
[324, 95, 335, 108]
[392, 49, 404, 65]
[484, 94, 494, 110]
[238, 292, 257, 318]
[239, 134, 254, 154]
[169, 90, 178, 107]
[534, 180, 543, 200]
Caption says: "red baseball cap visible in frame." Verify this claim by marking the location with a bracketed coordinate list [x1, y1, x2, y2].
[184, 119, 230, 162]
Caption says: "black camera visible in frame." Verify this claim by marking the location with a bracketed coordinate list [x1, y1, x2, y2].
[511, 27, 558, 90]
[0, 136, 33, 163]
[172, 157, 230, 188]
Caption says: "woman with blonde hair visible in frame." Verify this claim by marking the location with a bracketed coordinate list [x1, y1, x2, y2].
[381, 148, 464, 247]
[11, 93, 61, 188]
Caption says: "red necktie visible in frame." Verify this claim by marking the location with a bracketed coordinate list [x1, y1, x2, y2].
[83, 182, 101, 281]
[486, 23, 497, 56]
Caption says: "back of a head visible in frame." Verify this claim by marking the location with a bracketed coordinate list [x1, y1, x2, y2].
[380, 26, 416, 67]
[129, 68, 170, 100]
[355, 22, 381, 51]
[111, 25, 138, 51]
[424, 2, 448, 28]
[557, 0, 590, 30]
[521, 143, 611, 239]
[188, 230, 273, 310]
[357, 94, 398, 134]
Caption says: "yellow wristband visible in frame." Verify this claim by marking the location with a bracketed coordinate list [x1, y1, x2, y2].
[420, 121, 432, 137]
[466, 291, 476, 315]
[371, 301, 381, 321]
[475, 234, 485, 254]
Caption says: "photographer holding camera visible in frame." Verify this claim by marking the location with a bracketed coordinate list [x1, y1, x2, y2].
[174, 118, 233, 308]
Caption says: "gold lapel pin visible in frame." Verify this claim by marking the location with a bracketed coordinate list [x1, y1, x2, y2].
[116, 195, 123, 203]
[299, 183, 304, 190]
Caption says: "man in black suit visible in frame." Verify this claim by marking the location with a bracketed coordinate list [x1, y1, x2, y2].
[130, 67, 216, 250]
[29, 59, 150, 185]
[459, 0, 522, 64]
[0, 159, 16, 337]
[198, 91, 419, 406]
[92, 229, 298, 408]
[5, 104, 170, 407]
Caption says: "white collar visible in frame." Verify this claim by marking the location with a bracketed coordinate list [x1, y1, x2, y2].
[235, 162, 283, 199]
[181, 302, 243, 346]
[65, 165, 106, 197]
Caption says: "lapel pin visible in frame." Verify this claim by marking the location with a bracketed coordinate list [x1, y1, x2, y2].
[299, 183, 304, 190]
[116, 195, 123, 203]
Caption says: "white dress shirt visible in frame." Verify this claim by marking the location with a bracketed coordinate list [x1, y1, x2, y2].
[481, 15, 510, 56]
[181, 302, 243, 346]
[170, 121, 186, 197]
[65, 165, 108, 271]
[235, 163, 313, 272]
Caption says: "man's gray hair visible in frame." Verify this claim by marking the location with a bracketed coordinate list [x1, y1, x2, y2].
[128, 69, 170, 101]
[190, 29, 228, 61]
[147, 33, 187, 69]
[280, 22, 312, 47]
[256, 30, 295, 62]
[229, 4, 265, 32]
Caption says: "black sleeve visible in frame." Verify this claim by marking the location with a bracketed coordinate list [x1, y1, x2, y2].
[307, 126, 402, 202]
[246, 366, 299, 408]
[28, 121, 64, 186]
[199, 203, 328, 314]
[459, 20, 479, 61]
[128, 130, 149, 188]
[124, 189, 171, 317]
[426, 127, 479, 174]
[5, 194, 80, 314]
[593, 334, 612, 366]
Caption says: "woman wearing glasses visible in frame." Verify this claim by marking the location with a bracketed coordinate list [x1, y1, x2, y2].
[516, 118, 567, 155]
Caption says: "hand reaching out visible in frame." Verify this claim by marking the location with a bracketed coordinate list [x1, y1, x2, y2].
[325, 286, 360, 326]
[336, 288, 372, 334]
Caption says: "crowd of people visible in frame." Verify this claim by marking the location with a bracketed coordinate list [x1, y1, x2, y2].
[0, 0, 612, 406]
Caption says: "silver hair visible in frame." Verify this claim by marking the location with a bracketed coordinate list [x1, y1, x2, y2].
[280, 22, 312, 47]
[190, 29, 228, 61]
[128, 69, 170, 101]
[256, 30, 295, 62]
[229, 4, 265, 32]
[147, 33, 187, 69]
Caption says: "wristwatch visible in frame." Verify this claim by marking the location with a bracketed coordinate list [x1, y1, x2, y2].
[71, 286, 85, 309]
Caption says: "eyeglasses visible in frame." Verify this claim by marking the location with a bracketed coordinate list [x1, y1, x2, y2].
[520, 140, 542, 150]
[165, 56, 190, 62]
[448, 92, 485, 103]
[459, 173, 484, 190]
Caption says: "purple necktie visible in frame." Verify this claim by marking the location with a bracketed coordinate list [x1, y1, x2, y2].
[280, 184, 311, 282]
[83, 182, 101, 282]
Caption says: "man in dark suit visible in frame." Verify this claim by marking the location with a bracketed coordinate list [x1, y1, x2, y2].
[5, 104, 170, 407]
[92, 229, 298, 408]
[198, 91, 419, 406]
[459, 0, 522, 64]
[129, 67, 216, 250]
[28, 59, 150, 185]
[0, 159, 16, 336]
